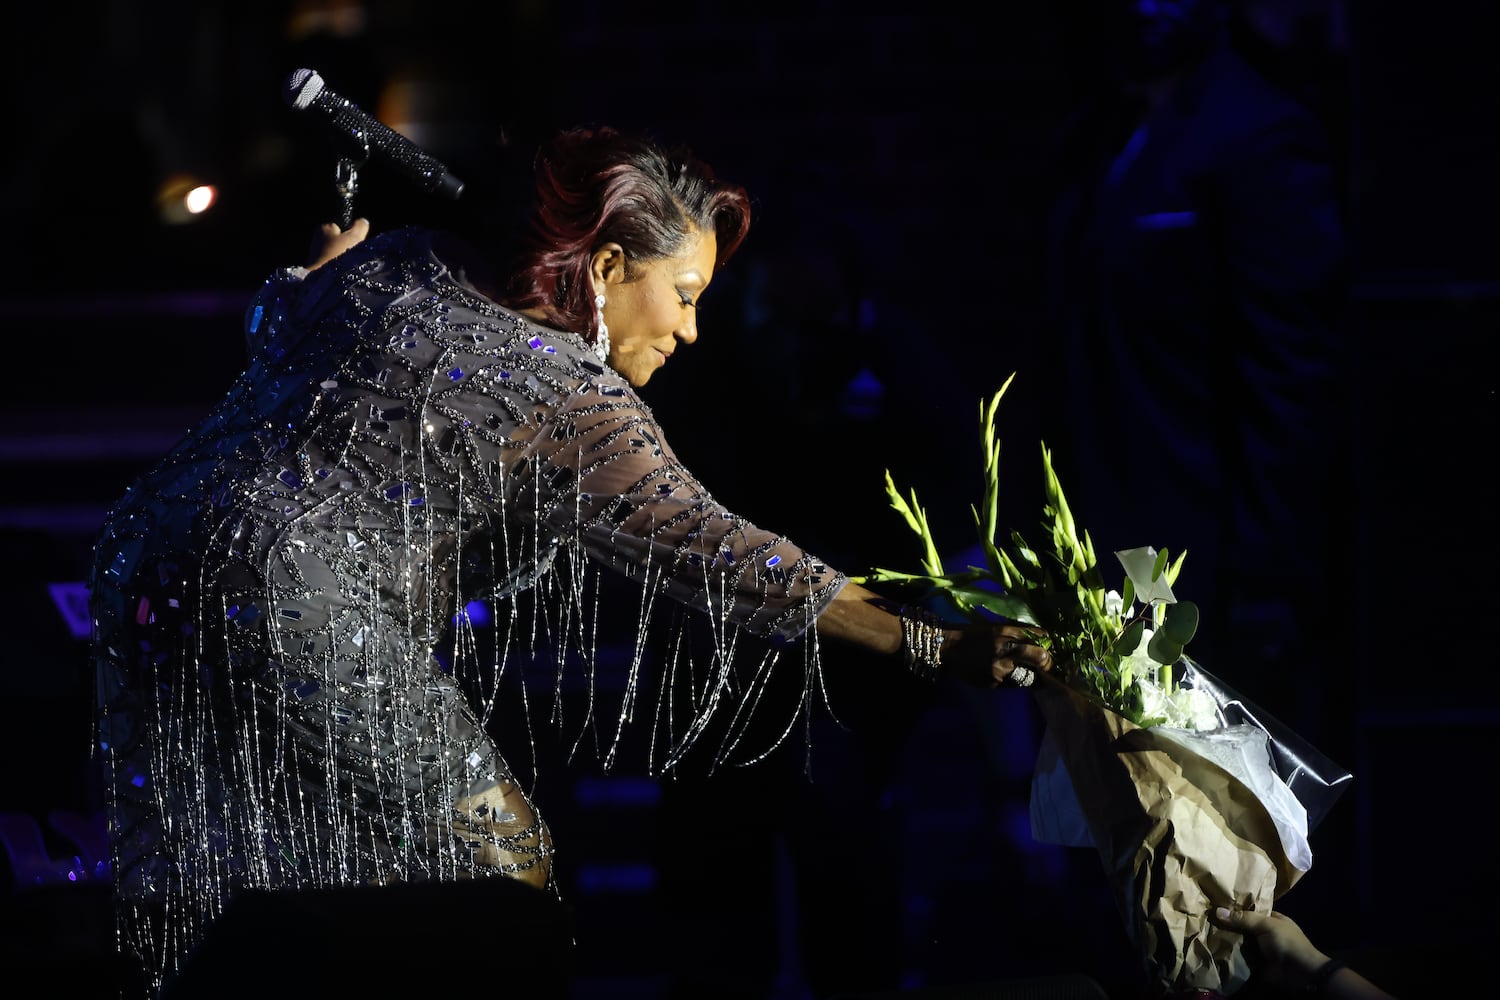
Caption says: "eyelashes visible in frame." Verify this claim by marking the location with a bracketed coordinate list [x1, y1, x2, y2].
[677, 289, 698, 309]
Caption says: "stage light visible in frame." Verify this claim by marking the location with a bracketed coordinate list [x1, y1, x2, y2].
[183, 184, 216, 214]
[455, 599, 491, 627]
[156, 174, 218, 225]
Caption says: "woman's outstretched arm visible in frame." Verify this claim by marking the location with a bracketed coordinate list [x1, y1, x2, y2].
[817, 580, 1052, 689]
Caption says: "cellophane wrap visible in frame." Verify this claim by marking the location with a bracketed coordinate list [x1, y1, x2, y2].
[1027, 656, 1352, 995]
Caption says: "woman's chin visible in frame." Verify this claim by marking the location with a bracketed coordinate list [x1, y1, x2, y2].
[614, 358, 654, 387]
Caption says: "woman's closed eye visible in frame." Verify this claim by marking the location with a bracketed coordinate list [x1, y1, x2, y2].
[677, 289, 698, 309]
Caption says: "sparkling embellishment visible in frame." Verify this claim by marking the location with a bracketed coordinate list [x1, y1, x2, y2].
[87, 227, 846, 996]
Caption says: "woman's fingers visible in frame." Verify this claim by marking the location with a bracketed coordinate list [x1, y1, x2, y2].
[307, 217, 371, 270]
[992, 628, 1051, 688]
[942, 624, 1054, 690]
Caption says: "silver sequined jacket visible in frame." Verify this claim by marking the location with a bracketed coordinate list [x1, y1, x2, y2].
[89, 227, 846, 991]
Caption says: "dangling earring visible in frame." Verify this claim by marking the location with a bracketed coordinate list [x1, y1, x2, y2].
[592, 293, 610, 363]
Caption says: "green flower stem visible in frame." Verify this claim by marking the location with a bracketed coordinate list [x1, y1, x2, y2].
[864, 375, 1195, 731]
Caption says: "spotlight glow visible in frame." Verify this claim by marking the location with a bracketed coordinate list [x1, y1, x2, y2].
[184, 184, 216, 214]
[156, 175, 218, 224]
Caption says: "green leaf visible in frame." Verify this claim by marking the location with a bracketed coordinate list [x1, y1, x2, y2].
[850, 567, 987, 591]
[882, 470, 947, 579]
[1160, 600, 1199, 646]
[1040, 443, 1081, 555]
[1114, 619, 1145, 656]
[883, 471, 923, 535]
[1165, 548, 1188, 586]
[1008, 533, 1046, 582]
[864, 379, 1205, 734]
[1146, 629, 1184, 666]
[943, 585, 1036, 623]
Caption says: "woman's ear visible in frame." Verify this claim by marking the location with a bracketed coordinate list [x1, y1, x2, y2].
[590, 243, 628, 292]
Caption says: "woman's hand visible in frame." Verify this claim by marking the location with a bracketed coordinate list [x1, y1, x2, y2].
[307, 218, 370, 271]
[815, 583, 1052, 689]
[940, 621, 1053, 689]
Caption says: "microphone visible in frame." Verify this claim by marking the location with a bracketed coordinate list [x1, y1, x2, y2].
[283, 68, 464, 200]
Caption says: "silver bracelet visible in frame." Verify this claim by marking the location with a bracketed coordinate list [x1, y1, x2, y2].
[900, 606, 946, 681]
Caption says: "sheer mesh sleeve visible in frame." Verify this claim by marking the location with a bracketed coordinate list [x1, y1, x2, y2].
[271, 227, 847, 644]
[518, 382, 847, 643]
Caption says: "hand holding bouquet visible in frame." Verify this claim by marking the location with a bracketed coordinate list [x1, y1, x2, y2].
[854, 374, 1351, 996]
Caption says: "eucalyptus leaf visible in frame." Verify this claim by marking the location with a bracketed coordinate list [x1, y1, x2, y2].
[1115, 619, 1145, 656]
[1147, 629, 1183, 666]
[1160, 600, 1199, 645]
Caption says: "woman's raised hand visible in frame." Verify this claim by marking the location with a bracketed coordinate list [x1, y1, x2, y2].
[307, 217, 370, 271]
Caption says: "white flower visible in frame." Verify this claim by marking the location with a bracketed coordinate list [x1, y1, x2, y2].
[1116, 546, 1178, 606]
[1111, 626, 1217, 731]
[1139, 674, 1221, 731]
[1104, 589, 1125, 620]
[1118, 625, 1155, 675]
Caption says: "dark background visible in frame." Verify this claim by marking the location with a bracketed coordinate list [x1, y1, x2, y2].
[1, 2, 1496, 998]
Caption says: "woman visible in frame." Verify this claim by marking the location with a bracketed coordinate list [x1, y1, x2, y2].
[90, 125, 1050, 995]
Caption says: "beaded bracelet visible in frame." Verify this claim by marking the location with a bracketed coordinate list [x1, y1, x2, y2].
[1307, 957, 1348, 994]
[900, 606, 945, 681]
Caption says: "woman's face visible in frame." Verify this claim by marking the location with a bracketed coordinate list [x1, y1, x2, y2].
[598, 227, 717, 387]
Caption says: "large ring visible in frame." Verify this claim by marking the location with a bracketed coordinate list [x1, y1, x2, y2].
[1008, 665, 1035, 688]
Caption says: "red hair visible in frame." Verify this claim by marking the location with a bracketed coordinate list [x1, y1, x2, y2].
[500, 127, 751, 333]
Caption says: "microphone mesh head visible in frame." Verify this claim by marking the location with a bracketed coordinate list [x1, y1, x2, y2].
[285, 69, 324, 110]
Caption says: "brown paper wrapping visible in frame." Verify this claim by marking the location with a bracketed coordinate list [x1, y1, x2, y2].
[1031, 671, 1305, 995]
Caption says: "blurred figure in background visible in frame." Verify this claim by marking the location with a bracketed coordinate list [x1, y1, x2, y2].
[1035, 0, 1351, 725]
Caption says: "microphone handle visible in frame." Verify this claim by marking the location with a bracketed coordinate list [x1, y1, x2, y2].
[314, 90, 461, 198]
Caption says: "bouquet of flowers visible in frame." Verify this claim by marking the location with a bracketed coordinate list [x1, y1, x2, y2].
[853, 374, 1352, 996]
